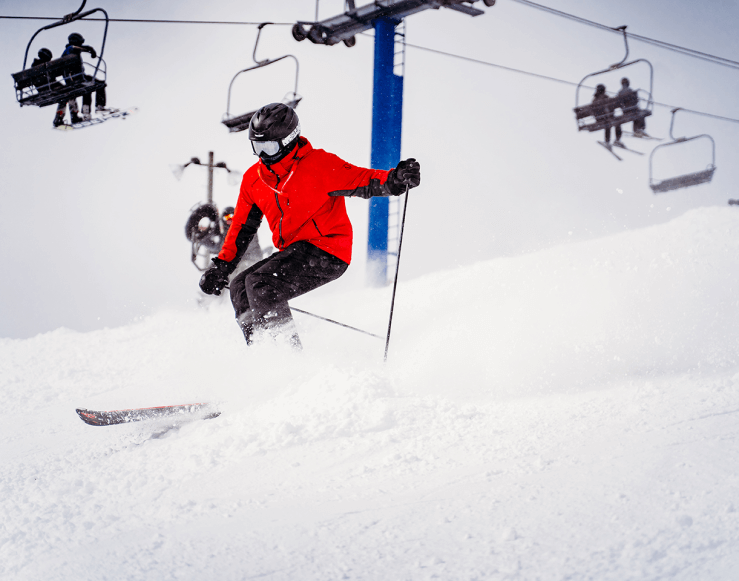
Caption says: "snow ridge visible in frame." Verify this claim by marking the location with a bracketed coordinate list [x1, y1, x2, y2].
[2, 208, 739, 580]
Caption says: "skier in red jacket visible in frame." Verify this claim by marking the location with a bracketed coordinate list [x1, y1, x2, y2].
[199, 103, 421, 348]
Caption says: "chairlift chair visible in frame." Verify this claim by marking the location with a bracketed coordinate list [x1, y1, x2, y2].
[11, 0, 108, 108]
[573, 26, 654, 134]
[222, 23, 302, 134]
[649, 108, 716, 194]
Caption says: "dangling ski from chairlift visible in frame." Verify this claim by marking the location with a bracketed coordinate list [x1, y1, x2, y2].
[221, 23, 302, 134]
[573, 26, 654, 159]
[611, 140, 643, 155]
[622, 130, 662, 141]
[649, 108, 716, 194]
[597, 141, 622, 161]
[52, 106, 137, 130]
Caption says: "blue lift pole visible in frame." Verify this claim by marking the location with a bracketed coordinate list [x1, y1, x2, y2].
[367, 17, 404, 287]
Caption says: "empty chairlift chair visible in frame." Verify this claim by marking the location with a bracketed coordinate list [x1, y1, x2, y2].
[649, 108, 716, 194]
[222, 22, 302, 134]
[11, 0, 108, 109]
[573, 26, 654, 136]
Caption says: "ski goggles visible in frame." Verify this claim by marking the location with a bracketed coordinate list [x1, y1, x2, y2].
[250, 124, 301, 158]
[251, 140, 280, 157]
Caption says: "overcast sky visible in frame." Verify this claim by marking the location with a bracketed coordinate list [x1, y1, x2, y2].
[1, 0, 738, 339]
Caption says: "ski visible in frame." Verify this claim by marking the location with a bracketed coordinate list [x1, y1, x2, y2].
[623, 130, 662, 141]
[612, 141, 644, 155]
[76, 402, 219, 427]
[598, 141, 622, 161]
[54, 107, 138, 131]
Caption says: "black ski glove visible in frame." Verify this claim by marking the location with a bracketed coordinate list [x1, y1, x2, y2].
[386, 158, 421, 196]
[84, 46, 97, 59]
[199, 257, 234, 296]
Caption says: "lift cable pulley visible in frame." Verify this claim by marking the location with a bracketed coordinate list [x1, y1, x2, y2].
[292, 0, 494, 47]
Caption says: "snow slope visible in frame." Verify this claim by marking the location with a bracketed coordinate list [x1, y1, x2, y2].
[2, 207, 739, 580]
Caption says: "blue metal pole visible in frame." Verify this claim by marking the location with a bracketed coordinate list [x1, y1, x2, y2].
[368, 17, 404, 286]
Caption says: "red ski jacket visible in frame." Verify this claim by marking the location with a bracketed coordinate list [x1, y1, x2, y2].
[219, 137, 393, 266]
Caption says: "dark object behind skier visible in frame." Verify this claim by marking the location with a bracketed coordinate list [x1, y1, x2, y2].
[199, 103, 421, 348]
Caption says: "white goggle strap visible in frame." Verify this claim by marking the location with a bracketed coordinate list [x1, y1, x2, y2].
[281, 123, 300, 146]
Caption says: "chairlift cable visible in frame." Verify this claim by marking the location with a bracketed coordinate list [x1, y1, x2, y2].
[0, 15, 293, 26]
[508, 0, 739, 71]
[386, 35, 739, 125]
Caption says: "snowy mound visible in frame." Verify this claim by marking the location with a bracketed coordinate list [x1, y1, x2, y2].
[2, 207, 739, 580]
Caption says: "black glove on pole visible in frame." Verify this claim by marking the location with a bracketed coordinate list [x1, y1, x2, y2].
[199, 257, 233, 296]
[386, 158, 421, 195]
[384, 183, 410, 363]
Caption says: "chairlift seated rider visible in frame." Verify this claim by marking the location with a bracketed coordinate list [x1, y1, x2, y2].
[32, 48, 69, 125]
[617, 77, 648, 138]
[54, 32, 109, 126]
[31, 48, 63, 91]
[31, 48, 53, 68]
[199, 103, 421, 349]
[591, 84, 617, 145]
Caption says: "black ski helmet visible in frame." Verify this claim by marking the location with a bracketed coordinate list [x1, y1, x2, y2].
[248, 103, 300, 165]
[38, 48, 53, 61]
[68, 32, 85, 46]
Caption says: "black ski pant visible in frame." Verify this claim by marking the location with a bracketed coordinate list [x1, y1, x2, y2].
[81, 81, 106, 109]
[604, 124, 622, 143]
[229, 241, 348, 344]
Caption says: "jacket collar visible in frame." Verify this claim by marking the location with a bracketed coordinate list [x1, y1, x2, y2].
[260, 136, 312, 178]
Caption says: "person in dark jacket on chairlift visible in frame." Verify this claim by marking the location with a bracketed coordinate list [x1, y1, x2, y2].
[616, 77, 648, 140]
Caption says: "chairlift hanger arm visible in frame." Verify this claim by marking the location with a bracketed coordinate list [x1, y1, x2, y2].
[224, 54, 299, 119]
[659, 108, 716, 162]
[22, 5, 109, 71]
[253, 22, 274, 65]
[611, 25, 629, 68]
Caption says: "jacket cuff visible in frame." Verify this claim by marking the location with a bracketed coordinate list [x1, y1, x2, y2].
[212, 257, 236, 276]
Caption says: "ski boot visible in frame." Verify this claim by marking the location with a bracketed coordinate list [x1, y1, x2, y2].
[82, 104, 92, 122]
[53, 112, 65, 127]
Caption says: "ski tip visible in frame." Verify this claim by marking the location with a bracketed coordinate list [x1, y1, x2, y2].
[75, 404, 220, 427]
[76, 408, 106, 426]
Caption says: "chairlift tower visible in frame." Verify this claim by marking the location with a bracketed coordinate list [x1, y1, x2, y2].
[294, 0, 494, 286]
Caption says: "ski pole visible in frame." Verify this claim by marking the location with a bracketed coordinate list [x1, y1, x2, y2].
[291, 307, 383, 339]
[384, 184, 410, 362]
[223, 294, 384, 340]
